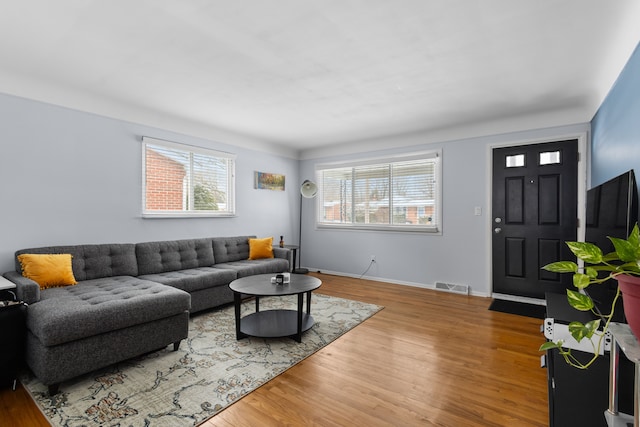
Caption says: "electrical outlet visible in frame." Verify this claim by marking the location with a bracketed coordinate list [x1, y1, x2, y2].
[370, 255, 376, 262]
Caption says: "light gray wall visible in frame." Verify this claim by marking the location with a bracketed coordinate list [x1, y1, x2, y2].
[0, 93, 299, 272]
[299, 123, 590, 296]
[0, 90, 591, 296]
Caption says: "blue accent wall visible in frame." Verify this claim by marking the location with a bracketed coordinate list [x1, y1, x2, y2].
[591, 42, 640, 187]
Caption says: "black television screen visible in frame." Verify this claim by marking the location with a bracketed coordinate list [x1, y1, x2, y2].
[585, 169, 638, 251]
[584, 169, 638, 320]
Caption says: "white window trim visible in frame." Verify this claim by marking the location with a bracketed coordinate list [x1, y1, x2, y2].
[141, 136, 236, 218]
[315, 149, 442, 233]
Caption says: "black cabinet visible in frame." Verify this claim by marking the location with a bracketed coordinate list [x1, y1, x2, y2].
[0, 299, 27, 390]
[547, 346, 612, 426]
[545, 292, 633, 426]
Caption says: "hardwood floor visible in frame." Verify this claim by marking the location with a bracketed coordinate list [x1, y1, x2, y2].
[0, 273, 548, 426]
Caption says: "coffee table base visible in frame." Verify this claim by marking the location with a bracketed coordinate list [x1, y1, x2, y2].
[238, 309, 314, 342]
[230, 275, 322, 343]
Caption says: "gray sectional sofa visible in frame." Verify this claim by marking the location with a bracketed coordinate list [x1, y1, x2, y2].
[3, 236, 290, 394]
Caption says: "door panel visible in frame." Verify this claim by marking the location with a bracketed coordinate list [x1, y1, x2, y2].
[539, 175, 560, 224]
[505, 238, 525, 277]
[506, 177, 524, 223]
[492, 140, 578, 299]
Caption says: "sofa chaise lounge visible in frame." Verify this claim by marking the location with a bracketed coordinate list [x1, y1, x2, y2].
[3, 236, 290, 394]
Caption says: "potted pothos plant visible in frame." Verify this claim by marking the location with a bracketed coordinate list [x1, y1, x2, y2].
[540, 223, 640, 369]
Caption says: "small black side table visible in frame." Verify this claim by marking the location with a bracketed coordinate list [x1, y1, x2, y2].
[0, 277, 26, 391]
[283, 245, 299, 273]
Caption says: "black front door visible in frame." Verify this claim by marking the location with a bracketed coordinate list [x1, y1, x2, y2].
[492, 140, 578, 299]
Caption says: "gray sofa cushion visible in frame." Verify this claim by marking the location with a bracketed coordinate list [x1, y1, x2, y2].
[214, 258, 290, 278]
[14, 244, 138, 281]
[212, 236, 254, 263]
[26, 276, 190, 346]
[136, 238, 215, 275]
[139, 266, 237, 293]
[272, 247, 290, 261]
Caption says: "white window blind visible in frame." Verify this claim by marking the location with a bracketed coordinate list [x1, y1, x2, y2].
[142, 137, 236, 217]
[316, 151, 440, 232]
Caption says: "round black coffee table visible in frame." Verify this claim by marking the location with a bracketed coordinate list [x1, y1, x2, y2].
[229, 274, 322, 342]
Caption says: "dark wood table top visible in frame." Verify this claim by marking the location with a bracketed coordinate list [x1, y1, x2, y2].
[229, 274, 321, 297]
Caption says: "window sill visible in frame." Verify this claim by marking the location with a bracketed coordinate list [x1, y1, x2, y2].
[142, 212, 236, 219]
[317, 223, 440, 234]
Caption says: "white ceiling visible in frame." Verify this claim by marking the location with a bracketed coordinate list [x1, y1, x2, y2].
[1, 1, 640, 158]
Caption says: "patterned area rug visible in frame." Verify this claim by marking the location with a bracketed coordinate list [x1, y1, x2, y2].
[22, 294, 382, 427]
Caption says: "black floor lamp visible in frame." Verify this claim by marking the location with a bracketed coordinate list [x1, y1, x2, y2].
[293, 179, 317, 274]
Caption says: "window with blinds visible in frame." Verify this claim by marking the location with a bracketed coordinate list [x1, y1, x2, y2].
[142, 137, 236, 217]
[316, 151, 441, 232]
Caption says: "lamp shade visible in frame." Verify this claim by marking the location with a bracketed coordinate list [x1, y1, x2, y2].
[300, 180, 318, 198]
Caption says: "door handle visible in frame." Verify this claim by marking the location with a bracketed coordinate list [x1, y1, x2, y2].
[494, 227, 502, 234]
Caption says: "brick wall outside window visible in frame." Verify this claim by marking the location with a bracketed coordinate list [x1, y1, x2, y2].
[145, 148, 186, 210]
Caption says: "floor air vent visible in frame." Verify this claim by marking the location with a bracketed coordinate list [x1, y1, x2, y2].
[434, 282, 469, 295]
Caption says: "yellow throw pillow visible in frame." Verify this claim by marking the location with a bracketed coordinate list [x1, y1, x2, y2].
[17, 253, 78, 289]
[248, 237, 274, 260]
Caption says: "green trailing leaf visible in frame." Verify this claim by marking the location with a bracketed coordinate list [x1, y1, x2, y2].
[587, 319, 601, 334]
[588, 264, 618, 272]
[538, 223, 640, 370]
[568, 319, 600, 342]
[572, 273, 591, 289]
[566, 241, 603, 264]
[585, 266, 598, 279]
[566, 289, 594, 311]
[539, 341, 563, 351]
[542, 261, 578, 273]
[629, 224, 640, 250]
[620, 261, 640, 274]
[602, 251, 620, 262]
[609, 237, 636, 262]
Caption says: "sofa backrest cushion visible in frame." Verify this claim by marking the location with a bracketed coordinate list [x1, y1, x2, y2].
[14, 244, 138, 281]
[212, 236, 255, 263]
[136, 238, 215, 275]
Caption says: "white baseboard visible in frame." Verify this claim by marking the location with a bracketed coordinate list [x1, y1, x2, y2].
[305, 268, 490, 298]
[491, 292, 546, 306]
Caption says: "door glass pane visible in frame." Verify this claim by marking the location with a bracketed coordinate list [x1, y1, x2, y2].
[539, 151, 561, 165]
[506, 154, 525, 168]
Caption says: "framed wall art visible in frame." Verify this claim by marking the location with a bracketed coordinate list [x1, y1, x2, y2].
[254, 171, 285, 191]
